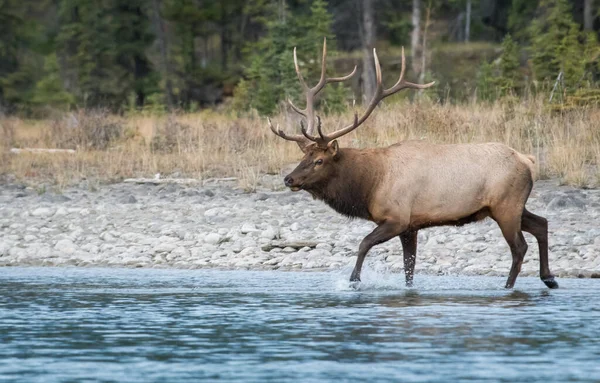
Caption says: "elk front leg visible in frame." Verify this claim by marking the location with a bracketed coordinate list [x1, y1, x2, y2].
[399, 231, 418, 287]
[350, 221, 408, 282]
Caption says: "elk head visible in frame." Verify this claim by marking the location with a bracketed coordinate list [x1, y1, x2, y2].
[268, 38, 434, 192]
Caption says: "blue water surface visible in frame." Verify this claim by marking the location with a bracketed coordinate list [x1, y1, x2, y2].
[0, 267, 599, 382]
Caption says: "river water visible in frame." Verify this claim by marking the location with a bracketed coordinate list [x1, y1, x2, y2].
[0, 267, 599, 382]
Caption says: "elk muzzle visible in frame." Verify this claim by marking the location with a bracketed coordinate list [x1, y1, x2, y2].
[284, 174, 302, 191]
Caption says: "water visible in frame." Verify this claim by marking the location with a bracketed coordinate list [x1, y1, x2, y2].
[0, 267, 599, 383]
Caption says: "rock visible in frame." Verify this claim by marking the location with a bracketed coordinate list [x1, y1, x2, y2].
[204, 233, 221, 245]
[204, 208, 223, 217]
[572, 236, 590, 246]
[171, 246, 190, 258]
[253, 193, 269, 201]
[0, 242, 10, 256]
[54, 239, 78, 255]
[41, 194, 71, 203]
[54, 207, 68, 216]
[241, 223, 258, 234]
[547, 195, 585, 210]
[31, 207, 55, 217]
[260, 226, 279, 240]
[316, 243, 332, 252]
[120, 194, 137, 204]
[153, 243, 178, 253]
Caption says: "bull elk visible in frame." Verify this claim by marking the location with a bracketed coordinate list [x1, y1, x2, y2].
[268, 38, 557, 289]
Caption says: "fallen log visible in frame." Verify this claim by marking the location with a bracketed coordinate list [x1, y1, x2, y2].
[10, 148, 76, 154]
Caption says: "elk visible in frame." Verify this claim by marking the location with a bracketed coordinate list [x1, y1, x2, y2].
[268, 38, 558, 289]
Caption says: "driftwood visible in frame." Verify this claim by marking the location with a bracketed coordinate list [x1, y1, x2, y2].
[261, 241, 319, 252]
[123, 178, 201, 185]
[10, 148, 76, 154]
[122, 177, 237, 185]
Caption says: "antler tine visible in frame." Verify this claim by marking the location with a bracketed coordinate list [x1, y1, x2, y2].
[294, 47, 309, 91]
[316, 116, 326, 140]
[287, 99, 307, 117]
[300, 120, 319, 141]
[270, 38, 363, 148]
[267, 117, 307, 145]
[317, 47, 435, 143]
[383, 47, 435, 96]
[294, 37, 358, 137]
[313, 38, 358, 95]
[325, 65, 358, 84]
[316, 37, 328, 91]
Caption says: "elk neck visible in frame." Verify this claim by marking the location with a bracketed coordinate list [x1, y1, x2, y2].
[307, 148, 382, 220]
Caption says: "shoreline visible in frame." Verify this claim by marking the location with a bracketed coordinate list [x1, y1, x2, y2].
[1, 177, 599, 278]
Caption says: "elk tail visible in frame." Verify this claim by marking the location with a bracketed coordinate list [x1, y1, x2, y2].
[520, 153, 537, 180]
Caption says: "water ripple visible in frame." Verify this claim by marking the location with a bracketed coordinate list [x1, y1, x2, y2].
[0, 267, 599, 382]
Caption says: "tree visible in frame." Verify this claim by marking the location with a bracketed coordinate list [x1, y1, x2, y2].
[0, 0, 48, 110]
[465, 0, 471, 42]
[584, 0, 594, 31]
[56, 0, 157, 109]
[237, 0, 348, 115]
[508, 0, 539, 40]
[496, 33, 521, 95]
[150, 0, 174, 109]
[360, 0, 376, 101]
[411, 0, 421, 74]
[529, 0, 586, 91]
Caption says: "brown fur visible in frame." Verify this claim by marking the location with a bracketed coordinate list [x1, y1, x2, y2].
[284, 140, 557, 289]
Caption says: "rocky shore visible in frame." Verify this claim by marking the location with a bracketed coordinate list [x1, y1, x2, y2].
[1, 176, 599, 279]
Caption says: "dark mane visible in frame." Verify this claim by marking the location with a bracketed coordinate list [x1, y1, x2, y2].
[306, 149, 378, 220]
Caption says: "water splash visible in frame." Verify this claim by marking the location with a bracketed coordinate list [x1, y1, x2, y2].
[330, 260, 509, 292]
[332, 261, 407, 291]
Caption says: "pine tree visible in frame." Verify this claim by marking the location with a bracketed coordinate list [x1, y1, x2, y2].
[0, 0, 49, 111]
[496, 33, 521, 96]
[529, 0, 585, 91]
[237, 0, 349, 116]
[57, 0, 156, 110]
[508, 0, 539, 41]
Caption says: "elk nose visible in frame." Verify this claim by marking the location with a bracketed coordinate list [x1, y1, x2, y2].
[284, 175, 294, 187]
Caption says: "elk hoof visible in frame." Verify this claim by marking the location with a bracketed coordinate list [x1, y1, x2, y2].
[542, 277, 559, 289]
[349, 280, 360, 290]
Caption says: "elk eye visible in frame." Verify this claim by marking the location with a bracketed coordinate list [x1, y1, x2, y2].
[315, 159, 323, 166]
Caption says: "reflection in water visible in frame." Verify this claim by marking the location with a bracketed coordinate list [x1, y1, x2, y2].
[0, 268, 599, 383]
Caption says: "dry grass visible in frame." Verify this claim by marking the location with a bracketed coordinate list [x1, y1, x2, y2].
[1, 98, 599, 190]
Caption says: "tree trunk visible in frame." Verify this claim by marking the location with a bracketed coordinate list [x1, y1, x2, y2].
[411, 0, 421, 74]
[584, 0, 593, 31]
[220, 3, 228, 70]
[361, 0, 376, 102]
[465, 0, 471, 42]
[418, 4, 431, 91]
[151, 0, 174, 109]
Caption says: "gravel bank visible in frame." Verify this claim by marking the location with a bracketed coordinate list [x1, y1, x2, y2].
[1, 177, 599, 279]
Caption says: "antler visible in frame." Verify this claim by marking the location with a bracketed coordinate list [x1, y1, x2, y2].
[267, 37, 357, 150]
[315, 47, 435, 144]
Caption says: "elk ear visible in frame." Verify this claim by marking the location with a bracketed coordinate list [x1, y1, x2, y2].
[327, 140, 339, 158]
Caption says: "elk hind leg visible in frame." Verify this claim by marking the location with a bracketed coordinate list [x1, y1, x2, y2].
[399, 231, 418, 287]
[350, 221, 408, 283]
[493, 210, 528, 289]
[521, 209, 558, 289]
